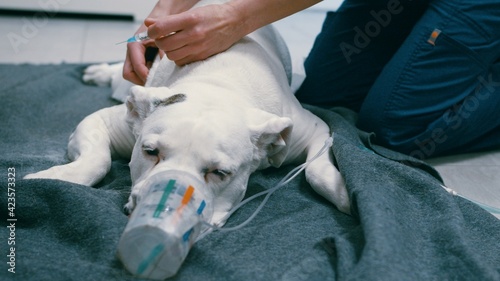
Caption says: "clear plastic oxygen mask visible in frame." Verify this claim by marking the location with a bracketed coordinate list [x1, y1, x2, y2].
[117, 170, 214, 280]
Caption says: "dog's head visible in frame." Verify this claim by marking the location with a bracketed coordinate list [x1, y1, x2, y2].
[125, 85, 293, 225]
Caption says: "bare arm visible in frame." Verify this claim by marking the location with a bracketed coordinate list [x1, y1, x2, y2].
[229, 0, 322, 35]
[147, 0, 321, 65]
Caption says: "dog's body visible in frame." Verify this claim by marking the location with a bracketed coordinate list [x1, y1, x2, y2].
[25, 0, 350, 224]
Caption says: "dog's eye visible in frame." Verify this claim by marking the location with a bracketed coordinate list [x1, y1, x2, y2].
[212, 169, 231, 180]
[205, 169, 232, 181]
[143, 147, 159, 157]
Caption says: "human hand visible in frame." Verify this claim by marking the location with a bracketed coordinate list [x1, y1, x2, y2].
[123, 41, 149, 85]
[122, 0, 198, 85]
[146, 3, 247, 66]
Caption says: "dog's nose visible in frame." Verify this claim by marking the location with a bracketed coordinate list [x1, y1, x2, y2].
[123, 190, 140, 216]
[123, 205, 131, 215]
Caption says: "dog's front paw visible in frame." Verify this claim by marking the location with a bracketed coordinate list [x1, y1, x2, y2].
[305, 161, 351, 215]
[82, 63, 117, 87]
[330, 181, 351, 215]
[24, 164, 92, 186]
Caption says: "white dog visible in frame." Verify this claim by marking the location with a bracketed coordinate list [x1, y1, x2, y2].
[25, 0, 350, 224]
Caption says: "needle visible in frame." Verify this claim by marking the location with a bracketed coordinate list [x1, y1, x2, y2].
[115, 31, 176, 45]
[115, 31, 150, 45]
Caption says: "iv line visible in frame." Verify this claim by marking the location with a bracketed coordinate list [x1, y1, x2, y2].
[442, 185, 500, 215]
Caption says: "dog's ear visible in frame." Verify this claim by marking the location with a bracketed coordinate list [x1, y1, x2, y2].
[126, 85, 178, 121]
[126, 86, 155, 121]
[247, 108, 293, 168]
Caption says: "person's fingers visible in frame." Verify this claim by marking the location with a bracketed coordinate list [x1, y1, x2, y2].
[144, 17, 156, 28]
[147, 14, 189, 40]
[154, 31, 188, 54]
[123, 50, 144, 86]
[153, 20, 208, 64]
[123, 63, 144, 85]
[158, 49, 166, 59]
[165, 44, 209, 66]
[123, 43, 150, 85]
[131, 46, 150, 83]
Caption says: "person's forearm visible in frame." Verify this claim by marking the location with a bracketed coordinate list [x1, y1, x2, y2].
[151, 0, 200, 17]
[228, 0, 322, 35]
[136, 0, 199, 32]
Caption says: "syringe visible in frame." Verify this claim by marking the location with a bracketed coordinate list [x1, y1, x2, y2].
[116, 31, 150, 45]
[116, 31, 176, 45]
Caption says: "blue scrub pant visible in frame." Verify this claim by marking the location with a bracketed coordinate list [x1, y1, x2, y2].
[295, 0, 500, 158]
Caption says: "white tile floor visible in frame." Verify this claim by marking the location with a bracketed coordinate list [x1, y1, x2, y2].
[0, 6, 498, 219]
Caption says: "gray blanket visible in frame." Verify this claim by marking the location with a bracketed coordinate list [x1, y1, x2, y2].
[1, 64, 499, 281]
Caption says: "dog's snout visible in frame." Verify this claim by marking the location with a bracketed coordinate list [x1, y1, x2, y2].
[123, 205, 131, 215]
[123, 189, 140, 215]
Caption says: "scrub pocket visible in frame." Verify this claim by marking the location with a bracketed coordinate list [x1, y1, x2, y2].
[430, 29, 489, 71]
[383, 26, 491, 121]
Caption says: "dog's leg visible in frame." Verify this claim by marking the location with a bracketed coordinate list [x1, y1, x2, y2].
[25, 105, 134, 186]
[83, 62, 132, 103]
[82, 62, 123, 87]
[304, 122, 351, 214]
